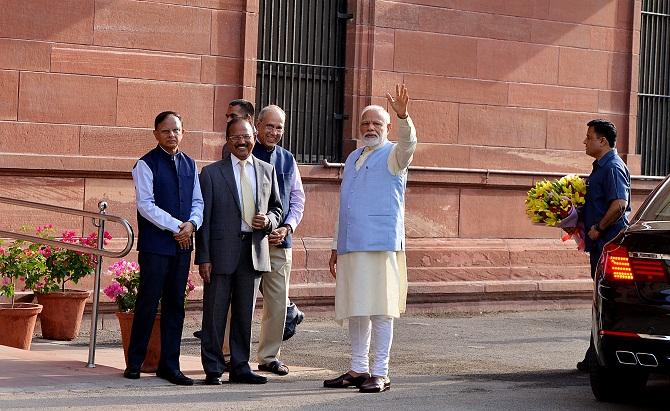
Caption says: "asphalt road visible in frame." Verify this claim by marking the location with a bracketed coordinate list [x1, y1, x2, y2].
[3, 309, 669, 410]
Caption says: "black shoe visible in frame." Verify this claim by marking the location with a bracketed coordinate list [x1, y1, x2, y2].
[577, 344, 594, 373]
[359, 376, 391, 393]
[193, 330, 202, 339]
[323, 372, 370, 388]
[283, 307, 305, 341]
[156, 370, 194, 386]
[204, 373, 222, 385]
[123, 367, 140, 379]
[229, 371, 268, 384]
[576, 359, 589, 372]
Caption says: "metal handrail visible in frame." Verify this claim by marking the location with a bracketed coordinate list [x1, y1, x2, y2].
[0, 196, 134, 368]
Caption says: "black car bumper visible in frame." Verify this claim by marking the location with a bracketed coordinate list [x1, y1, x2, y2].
[594, 293, 670, 373]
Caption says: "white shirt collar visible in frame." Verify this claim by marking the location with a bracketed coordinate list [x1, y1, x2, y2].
[231, 154, 254, 167]
[159, 145, 179, 157]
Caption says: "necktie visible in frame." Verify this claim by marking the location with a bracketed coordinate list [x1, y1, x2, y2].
[239, 160, 255, 227]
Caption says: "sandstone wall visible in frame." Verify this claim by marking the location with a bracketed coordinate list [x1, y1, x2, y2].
[0, 0, 650, 306]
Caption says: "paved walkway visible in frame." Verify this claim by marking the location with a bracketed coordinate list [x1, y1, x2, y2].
[0, 339, 324, 393]
[4, 310, 662, 410]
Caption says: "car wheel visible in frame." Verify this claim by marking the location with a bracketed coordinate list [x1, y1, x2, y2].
[589, 354, 648, 402]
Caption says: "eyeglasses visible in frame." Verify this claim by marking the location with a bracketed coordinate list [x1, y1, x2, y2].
[228, 134, 254, 142]
[264, 124, 284, 133]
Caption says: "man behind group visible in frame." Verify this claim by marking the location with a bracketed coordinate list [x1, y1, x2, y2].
[576, 119, 631, 372]
[196, 117, 282, 385]
[125, 111, 203, 386]
[325, 84, 416, 393]
[196, 99, 305, 362]
[253, 105, 305, 376]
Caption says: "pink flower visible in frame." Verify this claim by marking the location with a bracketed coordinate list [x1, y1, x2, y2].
[107, 260, 140, 278]
[39, 246, 52, 259]
[60, 230, 78, 244]
[1, 277, 11, 286]
[103, 282, 125, 300]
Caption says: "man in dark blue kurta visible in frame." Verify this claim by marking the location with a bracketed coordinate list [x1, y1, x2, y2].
[577, 119, 631, 372]
[252, 105, 305, 376]
[125, 111, 203, 385]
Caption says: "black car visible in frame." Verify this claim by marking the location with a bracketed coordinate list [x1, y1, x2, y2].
[591, 175, 670, 402]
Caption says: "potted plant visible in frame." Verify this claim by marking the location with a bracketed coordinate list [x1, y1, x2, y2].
[25, 225, 112, 341]
[103, 259, 195, 373]
[0, 239, 46, 350]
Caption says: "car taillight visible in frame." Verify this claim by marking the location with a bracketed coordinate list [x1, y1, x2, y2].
[630, 258, 667, 282]
[602, 244, 633, 281]
[602, 243, 668, 282]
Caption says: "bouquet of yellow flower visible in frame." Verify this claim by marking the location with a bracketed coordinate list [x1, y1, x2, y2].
[525, 174, 587, 250]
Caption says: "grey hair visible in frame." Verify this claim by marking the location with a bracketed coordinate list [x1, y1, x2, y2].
[257, 105, 286, 123]
[360, 105, 391, 124]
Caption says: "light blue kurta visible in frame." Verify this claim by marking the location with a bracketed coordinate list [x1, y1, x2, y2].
[333, 117, 416, 321]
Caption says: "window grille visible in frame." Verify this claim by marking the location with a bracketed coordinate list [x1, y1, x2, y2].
[256, 0, 349, 163]
[637, 0, 670, 175]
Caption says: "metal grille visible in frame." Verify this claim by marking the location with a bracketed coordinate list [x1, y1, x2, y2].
[638, 0, 670, 176]
[256, 0, 348, 164]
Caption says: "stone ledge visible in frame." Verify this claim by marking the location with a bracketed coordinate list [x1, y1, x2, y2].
[285, 279, 593, 313]
[0, 154, 661, 192]
[538, 279, 594, 292]
[5, 279, 592, 317]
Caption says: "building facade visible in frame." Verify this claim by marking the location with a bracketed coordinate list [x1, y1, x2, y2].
[0, 0, 658, 307]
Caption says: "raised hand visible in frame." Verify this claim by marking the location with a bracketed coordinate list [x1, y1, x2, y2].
[385, 84, 409, 118]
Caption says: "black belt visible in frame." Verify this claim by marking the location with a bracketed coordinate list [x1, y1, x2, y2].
[240, 231, 253, 241]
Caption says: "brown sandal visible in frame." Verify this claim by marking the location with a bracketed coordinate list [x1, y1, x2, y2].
[323, 372, 370, 388]
[258, 360, 289, 376]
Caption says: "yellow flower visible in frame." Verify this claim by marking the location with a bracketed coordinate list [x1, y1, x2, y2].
[525, 175, 586, 227]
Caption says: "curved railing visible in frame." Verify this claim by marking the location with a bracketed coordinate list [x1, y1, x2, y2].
[0, 196, 134, 368]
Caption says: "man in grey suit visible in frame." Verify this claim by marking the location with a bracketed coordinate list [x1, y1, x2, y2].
[196, 117, 282, 385]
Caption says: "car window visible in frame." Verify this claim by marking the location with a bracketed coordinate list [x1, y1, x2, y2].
[638, 178, 670, 221]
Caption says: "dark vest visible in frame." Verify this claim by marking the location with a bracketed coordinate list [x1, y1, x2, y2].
[135, 146, 196, 256]
[253, 143, 295, 248]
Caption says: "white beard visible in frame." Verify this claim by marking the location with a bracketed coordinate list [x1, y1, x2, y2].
[362, 135, 382, 147]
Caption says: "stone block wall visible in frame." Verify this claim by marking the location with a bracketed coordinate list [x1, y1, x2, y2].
[0, 0, 257, 165]
[344, 0, 641, 171]
[0, 0, 652, 307]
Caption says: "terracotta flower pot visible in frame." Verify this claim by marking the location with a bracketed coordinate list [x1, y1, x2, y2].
[116, 311, 161, 373]
[36, 290, 91, 341]
[0, 303, 43, 350]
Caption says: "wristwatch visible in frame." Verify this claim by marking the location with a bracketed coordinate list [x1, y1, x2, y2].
[594, 224, 604, 233]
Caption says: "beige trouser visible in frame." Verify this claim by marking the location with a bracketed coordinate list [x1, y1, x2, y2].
[257, 246, 292, 365]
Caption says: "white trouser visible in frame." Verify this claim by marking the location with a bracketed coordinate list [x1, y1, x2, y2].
[348, 315, 394, 377]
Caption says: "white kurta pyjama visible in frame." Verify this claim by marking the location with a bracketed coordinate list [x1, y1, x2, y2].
[334, 117, 417, 322]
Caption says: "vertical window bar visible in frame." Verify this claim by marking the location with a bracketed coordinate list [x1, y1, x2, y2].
[256, 0, 347, 163]
[638, 3, 670, 175]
